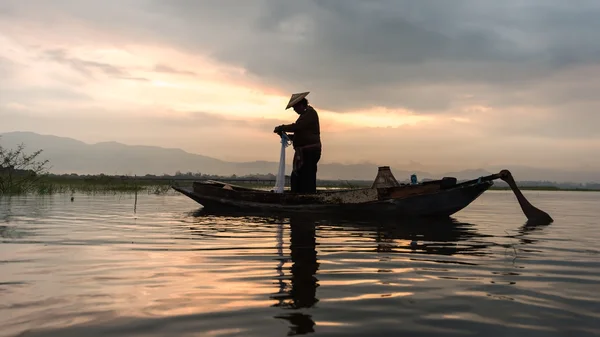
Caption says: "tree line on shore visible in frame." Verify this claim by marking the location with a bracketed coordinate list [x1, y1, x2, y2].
[2, 141, 599, 195]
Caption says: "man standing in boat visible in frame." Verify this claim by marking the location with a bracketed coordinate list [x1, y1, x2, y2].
[274, 92, 322, 194]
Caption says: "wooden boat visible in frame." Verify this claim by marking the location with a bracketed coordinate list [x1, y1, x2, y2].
[172, 166, 498, 218]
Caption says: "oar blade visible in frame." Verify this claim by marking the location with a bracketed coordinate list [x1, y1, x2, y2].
[499, 169, 553, 225]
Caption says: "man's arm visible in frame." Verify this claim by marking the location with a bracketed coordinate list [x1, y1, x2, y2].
[273, 127, 294, 141]
[279, 110, 313, 133]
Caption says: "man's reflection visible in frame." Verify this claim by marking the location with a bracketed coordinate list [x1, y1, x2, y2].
[272, 215, 319, 335]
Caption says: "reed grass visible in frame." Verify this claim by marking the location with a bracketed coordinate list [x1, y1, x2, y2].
[0, 175, 176, 196]
[1, 173, 598, 196]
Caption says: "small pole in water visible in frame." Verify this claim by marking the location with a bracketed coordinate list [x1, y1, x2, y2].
[134, 174, 138, 214]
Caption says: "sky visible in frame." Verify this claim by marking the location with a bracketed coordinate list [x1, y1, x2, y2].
[1, 0, 599, 173]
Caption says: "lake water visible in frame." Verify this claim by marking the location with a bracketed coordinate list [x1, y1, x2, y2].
[1, 190, 599, 337]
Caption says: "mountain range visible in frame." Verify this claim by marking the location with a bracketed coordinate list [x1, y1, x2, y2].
[1, 131, 598, 183]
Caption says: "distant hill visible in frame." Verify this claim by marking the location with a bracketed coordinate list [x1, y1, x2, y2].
[1, 131, 598, 183]
[0, 131, 276, 177]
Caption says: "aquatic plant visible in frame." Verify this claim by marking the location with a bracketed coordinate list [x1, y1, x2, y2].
[0, 139, 50, 196]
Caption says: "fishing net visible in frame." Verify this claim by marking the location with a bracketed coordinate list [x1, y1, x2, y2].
[272, 133, 291, 193]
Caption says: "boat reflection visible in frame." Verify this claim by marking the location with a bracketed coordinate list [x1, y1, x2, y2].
[188, 209, 550, 335]
[313, 214, 496, 257]
[190, 210, 491, 335]
[270, 214, 497, 335]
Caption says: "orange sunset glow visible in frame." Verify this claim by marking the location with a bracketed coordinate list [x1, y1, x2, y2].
[1, 1, 600, 175]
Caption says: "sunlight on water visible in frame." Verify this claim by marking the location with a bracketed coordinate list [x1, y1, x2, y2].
[1, 190, 599, 336]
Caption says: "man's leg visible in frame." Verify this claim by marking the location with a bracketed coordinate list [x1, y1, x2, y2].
[311, 149, 321, 193]
[293, 166, 311, 194]
[303, 148, 321, 194]
[290, 171, 299, 193]
[297, 171, 306, 194]
[290, 150, 300, 193]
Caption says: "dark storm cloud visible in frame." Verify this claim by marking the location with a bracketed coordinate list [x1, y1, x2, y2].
[144, 0, 600, 112]
[4, 0, 600, 112]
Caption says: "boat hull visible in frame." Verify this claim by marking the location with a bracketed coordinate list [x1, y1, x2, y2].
[172, 179, 493, 218]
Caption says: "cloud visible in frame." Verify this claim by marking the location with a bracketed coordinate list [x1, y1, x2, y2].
[0, 105, 286, 162]
[0, 57, 13, 79]
[1, 87, 92, 103]
[118, 77, 150, 82]
[154, 64, 197, 77]
[4, 103, 597, 172]
[43, 49, 123, 76]
[5, 0, 600, 114]
[137, 0, 600, 113]
[0, 0, 599, 170]
[41, 48, 150, 82]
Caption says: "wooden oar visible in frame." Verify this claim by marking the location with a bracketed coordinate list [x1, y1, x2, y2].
[498, 169, 553, 225]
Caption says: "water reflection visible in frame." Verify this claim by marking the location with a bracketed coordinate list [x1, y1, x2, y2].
[516, 221, 552, 246]
[190, 209, 531, 335]
[271, 215, 319, 335]
[4, 192, 597, 337]
[298, 214, 498, 258]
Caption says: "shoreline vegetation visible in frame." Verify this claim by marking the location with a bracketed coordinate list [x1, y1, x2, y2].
[1, 142, 599, 196]
[0, 172, 598, 196]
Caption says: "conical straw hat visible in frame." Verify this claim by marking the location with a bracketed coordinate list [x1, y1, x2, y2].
[285, 92, 310, 109]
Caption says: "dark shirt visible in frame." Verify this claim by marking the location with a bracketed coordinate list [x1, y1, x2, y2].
[280, 105, 321, 149]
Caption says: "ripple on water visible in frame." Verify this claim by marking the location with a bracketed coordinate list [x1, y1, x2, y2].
[1, 191, 599, 337]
